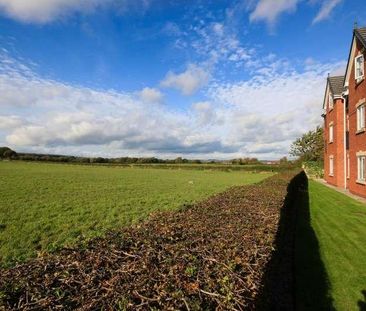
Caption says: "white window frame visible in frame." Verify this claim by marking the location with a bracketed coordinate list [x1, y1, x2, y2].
[357, 104, 365, 131]
[328, 92, 333, 110]
[355, 54, 364, 82]
[357, 155, 366, 183]
[329, 156, 334, 176]
[329, 124, 334, 143]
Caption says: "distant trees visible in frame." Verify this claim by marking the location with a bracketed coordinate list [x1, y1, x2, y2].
[0, 147, 17, 159]
[231, 158, 260, 165]
[279, 156, 288, 164]
[290, 126, 324, 162]
[0, 146, 276, 166]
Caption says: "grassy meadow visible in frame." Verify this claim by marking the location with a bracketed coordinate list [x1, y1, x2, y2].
[0, 161, 272, 266]
[296, 180, 366, 311]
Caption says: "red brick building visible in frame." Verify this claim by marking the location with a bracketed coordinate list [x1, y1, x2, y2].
[323, 26, 366, 198]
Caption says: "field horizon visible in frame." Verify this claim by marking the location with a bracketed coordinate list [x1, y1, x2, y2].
[0, 161, 272, 266]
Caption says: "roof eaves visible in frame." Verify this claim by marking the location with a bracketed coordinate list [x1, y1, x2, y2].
[354, 28, 366, 49]
[322, 79, 329, 110]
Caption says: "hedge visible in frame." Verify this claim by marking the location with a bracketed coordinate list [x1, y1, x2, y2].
[0, 171, 306, 310]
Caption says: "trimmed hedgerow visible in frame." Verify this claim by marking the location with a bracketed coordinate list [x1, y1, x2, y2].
[0, 171, 303, 310]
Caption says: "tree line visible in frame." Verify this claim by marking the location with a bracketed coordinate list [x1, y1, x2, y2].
[0, 148, 265, 165]
[1, 126, 323, 166]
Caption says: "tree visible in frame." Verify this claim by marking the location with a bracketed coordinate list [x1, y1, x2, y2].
[290, 126, 324, 162]
[3, 149, 17, 158]
[279, 156, 288, 164]
[0, 147, 16, 159]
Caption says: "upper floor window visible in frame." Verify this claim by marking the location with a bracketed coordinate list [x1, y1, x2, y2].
[357, 104, 365, 131]
[357, 155, 366, 182]
[328, 92, 333, 110]
[329, 156, 334, 176]
[329, 124, 334, 143]
[355, 54, 364, 82]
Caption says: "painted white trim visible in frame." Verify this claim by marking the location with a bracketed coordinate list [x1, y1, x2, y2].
[356, 98, 366, 108]
[322, 83, 330, 110]
[356, 104, 365, 131]
[357, 154, 366, 182]
[345, 37, 357, 87]
[355, 54, 365, 82]
[329, 155, 334, 176]
[342, 95, 347, 188]
[329, 124, 334, 143]
[328, 91, 334, 110]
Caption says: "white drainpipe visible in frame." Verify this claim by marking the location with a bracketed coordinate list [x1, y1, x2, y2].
[342, 93, 347, 189]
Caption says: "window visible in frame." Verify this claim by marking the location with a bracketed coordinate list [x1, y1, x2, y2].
[357, 155, 366, 182]
[329, 156, 334, 176]
[355, 54, 364, 81]
[328, 92, 333, 110]
[329, 124, 334, 143]
[347, 155, 350, 179]
[357, 104, 365, 131]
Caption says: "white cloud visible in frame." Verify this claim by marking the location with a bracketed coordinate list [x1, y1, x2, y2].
[249, 0, 299, 25]
[139, 87, 164, 104]
[0, 116, 24, 129]
[212, 23, 224, 37]
[192, 101, 218, 126]
[208, 59, 346, 157]
[0, 50, 346, 160]
[0, 53, 233, 158]
[312, 0, 342, 24]
[168, 16, 254, 75]
[160, 64, 210, 96]
[191, 22, 252, 66]
[0, 0, 152, 23]
[0, 0, 109, 23]
[163, 22, 184, 37]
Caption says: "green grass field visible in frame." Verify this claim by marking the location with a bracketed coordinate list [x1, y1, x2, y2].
[296, 180, 366, 311]
[0, 161, 271, 266]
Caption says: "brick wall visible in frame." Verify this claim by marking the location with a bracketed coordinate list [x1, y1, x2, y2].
[347, 37, 366, 198]
[324, 97, 345, 188]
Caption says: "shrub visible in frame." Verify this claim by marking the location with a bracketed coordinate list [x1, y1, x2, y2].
[303, 161, 324, 178]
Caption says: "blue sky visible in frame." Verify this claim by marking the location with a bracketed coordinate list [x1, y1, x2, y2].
[0, 0, 365, 159]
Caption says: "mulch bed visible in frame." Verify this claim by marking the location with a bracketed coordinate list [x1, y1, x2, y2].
[0, 171, 300, 310]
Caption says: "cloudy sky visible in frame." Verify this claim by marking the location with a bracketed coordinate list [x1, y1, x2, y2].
[0, 0, 365, 159]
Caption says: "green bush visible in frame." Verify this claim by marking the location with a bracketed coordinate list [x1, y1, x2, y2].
[303, 161, 324, 178]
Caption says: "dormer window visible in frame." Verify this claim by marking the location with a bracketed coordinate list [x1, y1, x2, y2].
[328, 92, 333, 110]
[355, 54, 364, 82]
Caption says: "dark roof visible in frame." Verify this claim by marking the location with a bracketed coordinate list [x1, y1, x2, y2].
[355, 27, 366, 48]
[328, 75, 345, 96]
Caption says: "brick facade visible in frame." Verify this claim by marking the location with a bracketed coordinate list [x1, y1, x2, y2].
[346, 35, 366, 198]
[324, 97, 345, 188]
[323, 27, 366, 198]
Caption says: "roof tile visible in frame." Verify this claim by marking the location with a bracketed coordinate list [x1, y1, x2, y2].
[328, 75, 345, 96]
